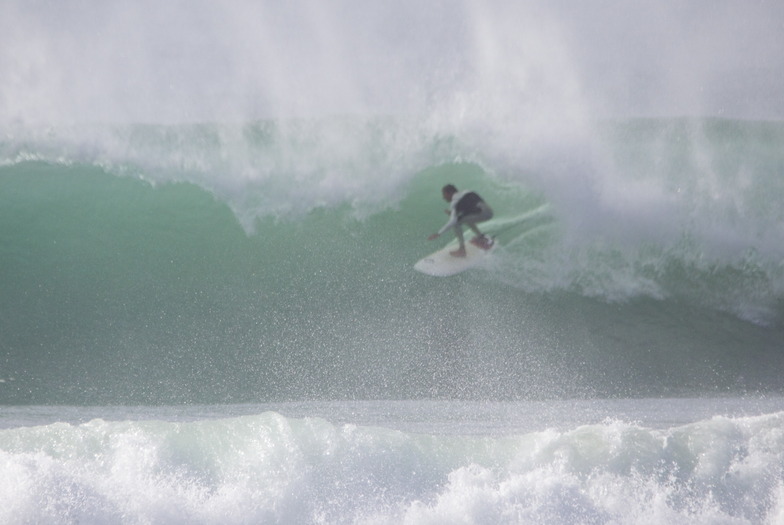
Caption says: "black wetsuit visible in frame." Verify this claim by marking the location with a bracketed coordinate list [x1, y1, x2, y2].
[436, 190, 493, 238]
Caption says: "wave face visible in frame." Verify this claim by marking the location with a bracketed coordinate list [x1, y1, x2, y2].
[1, 117, 783, 404]
[2, 403, 784, 524]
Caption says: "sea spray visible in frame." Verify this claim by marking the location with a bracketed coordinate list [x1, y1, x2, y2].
[2, 404, 784, 524]
[2, 2, 783, 523]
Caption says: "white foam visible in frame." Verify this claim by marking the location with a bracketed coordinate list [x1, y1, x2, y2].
[2, 406, 784, 524]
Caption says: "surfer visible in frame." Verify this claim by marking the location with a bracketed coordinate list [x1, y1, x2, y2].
[427, 184, 494, 257]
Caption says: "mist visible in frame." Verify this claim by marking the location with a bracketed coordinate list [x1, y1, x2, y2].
[2, 0, 782, 126]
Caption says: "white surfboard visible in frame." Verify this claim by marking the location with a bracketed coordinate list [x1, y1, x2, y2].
[414, 238, 497, 277]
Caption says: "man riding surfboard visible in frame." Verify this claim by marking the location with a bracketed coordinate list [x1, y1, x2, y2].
[427, 184, 494, 257]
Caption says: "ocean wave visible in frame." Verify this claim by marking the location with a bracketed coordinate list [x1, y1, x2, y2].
[2, 408, 784, 524]
[1, 118, 783, 404]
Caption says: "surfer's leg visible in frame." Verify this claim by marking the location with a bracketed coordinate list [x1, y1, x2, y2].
[475, 202, 493, 224]
[453, 225, 465, 245]
[467, 223, 483, 236]
[461, 203, 493, 233]
[450, 225, 467, 257]
[462, 203, 494, 248]
[467, 225, 492, 249]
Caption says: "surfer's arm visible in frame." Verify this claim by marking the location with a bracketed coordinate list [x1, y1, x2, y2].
[428, 193, 460, 240]
[436, 208, 458, 236]
[428, 208, 458, 240]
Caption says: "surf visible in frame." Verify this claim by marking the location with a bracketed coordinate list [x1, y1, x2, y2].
[2, 401, 784, 524]
[4, 3, 784, 525]
[1, 117, 783, 406]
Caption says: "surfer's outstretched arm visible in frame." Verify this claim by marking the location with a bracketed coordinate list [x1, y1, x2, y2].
[428, 205, 458, 241]
[437, 209, 458, 237]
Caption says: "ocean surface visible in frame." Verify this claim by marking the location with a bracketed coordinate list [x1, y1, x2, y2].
[2, 117, 783, 404]
[2, 115, 784, 523]
[2, 2, 784, 522]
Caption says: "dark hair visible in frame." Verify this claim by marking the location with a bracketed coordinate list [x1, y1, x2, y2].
[442, 184, 458, 194]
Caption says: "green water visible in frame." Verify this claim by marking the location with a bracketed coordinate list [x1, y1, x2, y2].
[1, 119, 783, 404]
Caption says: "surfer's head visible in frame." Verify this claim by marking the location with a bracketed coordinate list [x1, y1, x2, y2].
[442, 184, 458, 201]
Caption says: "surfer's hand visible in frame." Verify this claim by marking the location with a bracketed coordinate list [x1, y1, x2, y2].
[428, 233, 438, 241]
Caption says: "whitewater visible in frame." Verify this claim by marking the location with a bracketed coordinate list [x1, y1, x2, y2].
[2, 399, 784, 524]
[2, 1, 784, 523]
